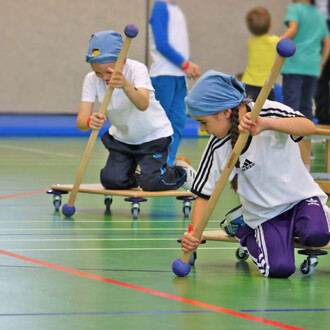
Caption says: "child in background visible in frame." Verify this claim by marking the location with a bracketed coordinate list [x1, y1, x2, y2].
[281, 0, 330, 121]
[76, 30, 196, 191]
[149, 0, 201, 165]
[180, 70, 330, 278]
[312, 0, 330, 124]
[242, 7, 280, 101]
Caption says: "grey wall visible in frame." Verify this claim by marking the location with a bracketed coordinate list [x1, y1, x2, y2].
[1, 0, 290, 114]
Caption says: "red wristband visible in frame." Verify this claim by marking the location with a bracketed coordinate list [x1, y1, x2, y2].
[86, 116, 91, 127]
[188, 223, 194, 233]
[181, 61, 190, 70]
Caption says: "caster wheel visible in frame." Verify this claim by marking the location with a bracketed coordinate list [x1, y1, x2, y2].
[235, 247, 249, 261]
[131, 204, 140, 219]
[189, 251, 197, 265]
[104, 196, 113, 211]
[300, 257, 318, 277]
[183, 205, 191, 218]
[53, 195, 62, 211]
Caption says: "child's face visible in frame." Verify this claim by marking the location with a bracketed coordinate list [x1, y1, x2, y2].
[90, 62, 116, 84]
[193, 111, 231, 138]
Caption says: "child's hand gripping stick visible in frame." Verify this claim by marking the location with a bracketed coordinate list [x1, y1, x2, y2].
[172, 39, 296, 277]
[62, 25, 139, 217]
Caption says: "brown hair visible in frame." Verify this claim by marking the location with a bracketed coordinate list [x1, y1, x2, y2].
[229, 106, 240, 192]
[246, 7, 271, 36]
[229, 102, 250, 192]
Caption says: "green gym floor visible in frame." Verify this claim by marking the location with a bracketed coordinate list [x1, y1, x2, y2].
[0, 137, 329, 330]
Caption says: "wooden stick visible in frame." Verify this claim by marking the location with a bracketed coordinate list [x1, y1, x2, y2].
[180, 40, 296, 265]
[315, 128, 330, 136]
[66, 29, 137, 208]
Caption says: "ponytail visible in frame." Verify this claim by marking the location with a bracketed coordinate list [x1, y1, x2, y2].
[229, 106, 240, 192]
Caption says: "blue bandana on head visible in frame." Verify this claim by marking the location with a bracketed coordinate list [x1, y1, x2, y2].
[86, 31, 123, 63]
[185, 70, 247, 117]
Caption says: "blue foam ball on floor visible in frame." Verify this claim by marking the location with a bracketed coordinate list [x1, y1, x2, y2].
[62, 204, 76, 217]
[276, 39, 296, 58]
[172, 258, 191, 277]
[124, 24, 139, 38]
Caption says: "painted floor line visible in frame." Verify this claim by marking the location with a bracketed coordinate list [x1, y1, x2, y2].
[0, 190, 47, 200]
[5, 247, 235, 252]
[0, 227, 218, 231]
[0, 249, 305, 330]
[0, 238, 187, 242]
[0, 310, 214, 317]
[0, 143, 76, 158]
[0, 232, 183, 236]
[0, 220, 220, 223]
[242, 309, 330, 312]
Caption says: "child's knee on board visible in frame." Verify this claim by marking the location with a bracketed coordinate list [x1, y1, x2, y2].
[303, 229, 330, 247]
[268, 261, 296, 279]
[100, 169, 130, 189]
[139, 176, 160, 191]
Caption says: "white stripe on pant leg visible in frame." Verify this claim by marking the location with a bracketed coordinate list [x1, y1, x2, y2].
[248, 254, 265, 274]
[236, 229, 268, 276]
[255, 227, 270, 277]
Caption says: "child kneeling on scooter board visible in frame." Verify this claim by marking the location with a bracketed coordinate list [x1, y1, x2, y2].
[76, 30, 195, 191]
[180, 70, 330, 278]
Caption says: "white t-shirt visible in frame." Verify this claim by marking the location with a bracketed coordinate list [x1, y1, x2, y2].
[81, 59, 173, 144]
[192, 100, 328, 228]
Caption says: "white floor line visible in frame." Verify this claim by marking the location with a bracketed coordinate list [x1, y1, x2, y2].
[0, 227, 218, 231]
[0, 238, 180, 242]
[0, 143, 76, 158]
[0, 220, 220, 223]
[6, 247, 235, 252]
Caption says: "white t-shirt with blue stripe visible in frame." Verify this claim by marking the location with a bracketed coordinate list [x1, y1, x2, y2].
[149, 1, 190, 77]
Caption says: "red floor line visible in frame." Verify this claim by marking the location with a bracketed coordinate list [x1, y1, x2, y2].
[0, 190, 47, 200]
[0, 250, 306, 330]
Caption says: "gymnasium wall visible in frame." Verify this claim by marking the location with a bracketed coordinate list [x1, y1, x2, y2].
[1, 0, 290, 114]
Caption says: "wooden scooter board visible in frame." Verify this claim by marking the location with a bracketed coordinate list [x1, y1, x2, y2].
[202, 229, 330, 250]
[49, 184, 195, 218]
[50, 183, 195, 198]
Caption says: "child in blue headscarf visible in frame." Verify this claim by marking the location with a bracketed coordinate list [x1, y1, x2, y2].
[77, 30, 196, 191]
[180, 70, 330, 278]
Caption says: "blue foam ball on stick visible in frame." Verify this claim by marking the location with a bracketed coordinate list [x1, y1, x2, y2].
[62, 203, 76, 217]
[124, 24, 139, 38]
[276, 39, 296, 58]
[172, 258, 191, 277]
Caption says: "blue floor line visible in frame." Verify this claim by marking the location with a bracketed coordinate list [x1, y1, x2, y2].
[242, 309, 330, 312]
[0, 310, 214, 317]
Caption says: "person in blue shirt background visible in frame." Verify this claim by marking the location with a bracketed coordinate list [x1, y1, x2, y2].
[149, 0, 201, 165]
[281, 0, 330, 121]
[312, 0, 330, 124]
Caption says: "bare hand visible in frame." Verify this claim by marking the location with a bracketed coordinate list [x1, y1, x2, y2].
[184, 62, 201, 80]
[89, 113, 107, 130]
[238, 112, 265, 136]
[181, 232, 203, 252]
[107, 67, 128, 89]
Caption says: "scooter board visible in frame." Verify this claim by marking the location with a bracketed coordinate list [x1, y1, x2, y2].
[201, 229, 330, 276]
[50, 183, 195, 198]
[48, 184, 195, 219]
[202, 229, 330, 249]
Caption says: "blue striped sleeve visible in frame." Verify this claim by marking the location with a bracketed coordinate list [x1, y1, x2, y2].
[149, 1, 185, 67]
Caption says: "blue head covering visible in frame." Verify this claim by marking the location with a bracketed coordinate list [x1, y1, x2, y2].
[185, 70, 247, 117]
[86, 31, 123, 63]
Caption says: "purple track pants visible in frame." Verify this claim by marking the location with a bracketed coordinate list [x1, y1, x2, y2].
[235, 197, 330, 278]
